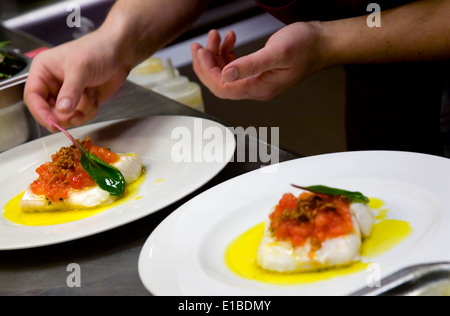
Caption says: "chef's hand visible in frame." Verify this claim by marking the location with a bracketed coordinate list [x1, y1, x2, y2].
[191, 22, 328, 101]
[24, 32, 130, 132]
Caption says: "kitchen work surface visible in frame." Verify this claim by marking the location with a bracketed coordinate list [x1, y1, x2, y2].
[0, 80, 298, 296]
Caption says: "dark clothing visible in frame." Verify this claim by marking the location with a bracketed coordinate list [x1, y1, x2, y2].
[345, 62, 449, 156]
[255, 0, 414, 23]
[255, 0, 450, 157]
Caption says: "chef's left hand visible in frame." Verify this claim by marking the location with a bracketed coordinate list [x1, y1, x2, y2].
[191, 22, 328, 101]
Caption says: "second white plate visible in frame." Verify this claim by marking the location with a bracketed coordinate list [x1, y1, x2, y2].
[138, 151, 450, 296]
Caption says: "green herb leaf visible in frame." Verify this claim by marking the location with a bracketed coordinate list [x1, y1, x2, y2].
[80, 149, 125, 196]
[46, 118, 126, 197]
[292, 184, 370, 204]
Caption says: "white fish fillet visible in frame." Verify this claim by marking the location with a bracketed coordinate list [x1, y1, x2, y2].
[257, 202, 375, 273]
[20, 153, 143, 212]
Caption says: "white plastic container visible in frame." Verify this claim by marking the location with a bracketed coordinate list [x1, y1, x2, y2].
[127, 57, 179, 90]
[153, 59, 205, 112]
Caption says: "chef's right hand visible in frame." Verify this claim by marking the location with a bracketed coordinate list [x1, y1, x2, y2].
[24, 32, 130, 132]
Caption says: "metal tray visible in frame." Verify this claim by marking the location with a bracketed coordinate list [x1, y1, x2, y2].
[0, 48, 30, 91]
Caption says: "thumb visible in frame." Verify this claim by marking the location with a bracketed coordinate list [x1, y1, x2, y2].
[222, 47, 277, 82]
[55, 68, 90, 114]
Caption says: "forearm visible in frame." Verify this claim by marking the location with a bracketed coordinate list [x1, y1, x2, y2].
[319, 0, 450, 67]
[97, 0, 209, 71]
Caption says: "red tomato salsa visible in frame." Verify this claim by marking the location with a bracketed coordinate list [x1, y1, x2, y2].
[30, 138, 119, 203]
[269, 192, 355, 251]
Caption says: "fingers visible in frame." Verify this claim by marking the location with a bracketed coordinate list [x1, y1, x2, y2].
[192, 41, 284, 101]
[192, 30, 239, 98]
[64, 67, 128, 127]
[24, 60, 60, 132]
[192, 23, 322, 102]
[191, 31, 223, 89]
[68, 88, 99, 127]
[222, 47, 278, 83]
[24, 51, 100, 131]
[55, 62, 91, 115]
[219, 31, 237, 65]
[196, 29, 281, 84]
[192, 43, 226, 97]
[220, 31, 236, 55]
[206, 29, 221, 56]
[24, 89, 59, 132]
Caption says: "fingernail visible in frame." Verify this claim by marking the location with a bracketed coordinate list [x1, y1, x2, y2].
[223, 67, 239, 82]
[56, 98, 73, 113]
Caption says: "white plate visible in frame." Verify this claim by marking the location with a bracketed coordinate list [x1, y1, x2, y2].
[0, 116, 236, 250]
[138, 151, 450, 296]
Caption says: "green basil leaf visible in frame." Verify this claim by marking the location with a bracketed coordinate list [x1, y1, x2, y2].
[292, 184, 370, 204]
[80, 151, 126, 197]
[45, 118, 126, 197]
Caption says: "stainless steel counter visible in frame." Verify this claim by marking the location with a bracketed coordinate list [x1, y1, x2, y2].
[0, 78, 298, 296]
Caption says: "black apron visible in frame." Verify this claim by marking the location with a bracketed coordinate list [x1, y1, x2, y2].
[255, 0, 450, 157]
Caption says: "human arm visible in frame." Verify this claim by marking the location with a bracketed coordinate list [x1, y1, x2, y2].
[192, 0, 450, 101]
[24, 0, 209, 131]
[323, 0, 450, 65]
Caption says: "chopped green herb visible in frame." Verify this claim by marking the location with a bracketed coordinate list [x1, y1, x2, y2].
[0, 41, 13, 79]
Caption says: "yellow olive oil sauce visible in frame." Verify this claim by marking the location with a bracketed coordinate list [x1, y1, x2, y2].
[3, 171, 146, 226]
[225, 198, 412, 285]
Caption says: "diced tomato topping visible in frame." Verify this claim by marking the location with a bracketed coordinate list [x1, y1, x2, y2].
[67, 167, 95, 190]
[269, 191, 354, 250]
[88, 145, 119, 164]
[30, 138, 119, 203]
[277, 193, 298, 212]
